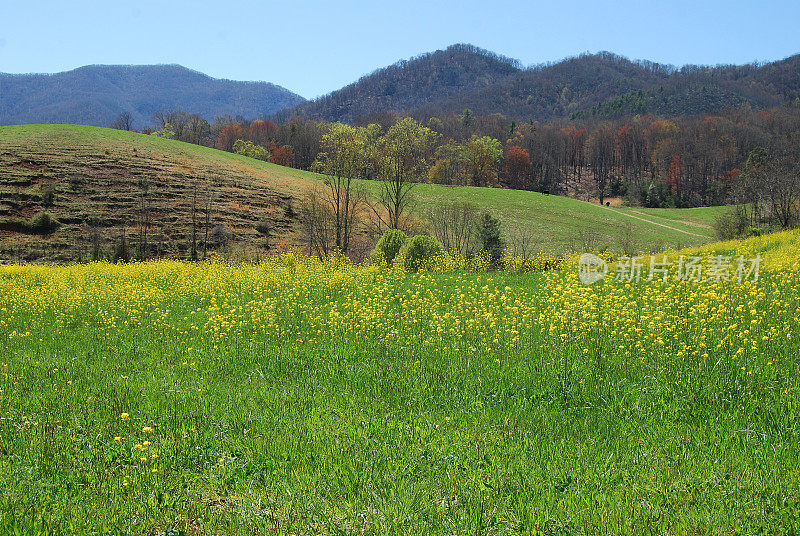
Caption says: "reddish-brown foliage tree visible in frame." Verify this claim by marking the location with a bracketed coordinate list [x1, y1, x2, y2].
[268, 142, 295, 167]
[216, 123, 244, 152]
[725, 168, 742, 181]
[250, 120, 279, 145]
[504, 145, 531, 189]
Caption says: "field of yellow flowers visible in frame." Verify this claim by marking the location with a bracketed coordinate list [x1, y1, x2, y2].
[1, 231, 799, 535]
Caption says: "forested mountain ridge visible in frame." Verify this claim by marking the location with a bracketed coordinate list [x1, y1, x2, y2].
[573, 53, 800, 119]
[273, 44, 523, 123]
[420, 51, 665, 120]
[0, 64, 305, 128]
[277, 46, 800, 123]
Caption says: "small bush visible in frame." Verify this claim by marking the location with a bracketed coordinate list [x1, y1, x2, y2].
[232, 139, 270, 161]
[112, 235, 130, 263]
[255, 220, 271, 236]
[370, 229, 408, 266]
[209, 225, 233, 247]
[397, 234, 445, 272]
[40, 185, 56, 207]
[255, 220, 271, 250]
[68, 174, 85, 191]
[713, 206, 749, 240]
[28, 212, 60, 235]
[476, 212, 504, 264]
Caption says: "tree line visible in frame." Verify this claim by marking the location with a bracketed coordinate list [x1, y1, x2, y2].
[110, 102, 800, 233]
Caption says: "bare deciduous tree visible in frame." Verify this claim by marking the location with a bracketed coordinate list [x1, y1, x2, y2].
[299, 188, 335, 258]
[110, 112, 133, 131]
[135, 177, 152, 260]
[425, 202, 480, 257]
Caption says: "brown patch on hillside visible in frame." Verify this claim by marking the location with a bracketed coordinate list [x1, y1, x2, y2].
[0, 131, 315, 262]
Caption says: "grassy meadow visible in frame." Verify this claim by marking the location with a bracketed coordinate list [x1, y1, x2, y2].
[1, 230, 799, 534]
[1, 125, 722, 262]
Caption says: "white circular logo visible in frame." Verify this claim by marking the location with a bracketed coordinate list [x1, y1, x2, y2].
[578, 253, 608, 285]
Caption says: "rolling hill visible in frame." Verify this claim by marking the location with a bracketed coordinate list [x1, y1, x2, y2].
[0, 64, 306, 128]
[0, 124, 723, 262]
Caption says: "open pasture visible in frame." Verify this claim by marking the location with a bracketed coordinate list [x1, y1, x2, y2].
[1, 231, 799, 534]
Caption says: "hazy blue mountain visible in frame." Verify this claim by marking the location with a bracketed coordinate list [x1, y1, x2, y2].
[0, 64, 305, 128]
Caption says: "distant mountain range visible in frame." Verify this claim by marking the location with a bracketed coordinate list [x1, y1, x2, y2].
[0, 64, 305, 128]
[2, 45, 799, 129]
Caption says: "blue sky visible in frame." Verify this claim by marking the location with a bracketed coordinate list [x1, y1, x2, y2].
[1, 0, 798, 98]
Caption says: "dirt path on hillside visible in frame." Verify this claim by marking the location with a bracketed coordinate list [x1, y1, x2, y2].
[600, 205, 710, 238]
[629, 209, 713, 229]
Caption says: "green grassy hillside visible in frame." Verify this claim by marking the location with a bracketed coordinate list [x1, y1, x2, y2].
[0, 124, 723, 261]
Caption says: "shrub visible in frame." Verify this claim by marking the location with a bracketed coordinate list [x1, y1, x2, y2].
[112, 234, 130, 263]
[476, 212, 504, 264]
[28, 212, 60, 235]
[397, 234, 445, 272]
[68, 174, 85, 191]
[255, 220, 271, 250]
[232, 139, 270, 161]
[370, 229, 408, 266]
[40, 185, 56, 207]
[713, 206, 749, 240]
[255, 220, 271, 236]
[152, 123, 175, 139]
[209, 225, 233, 247]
